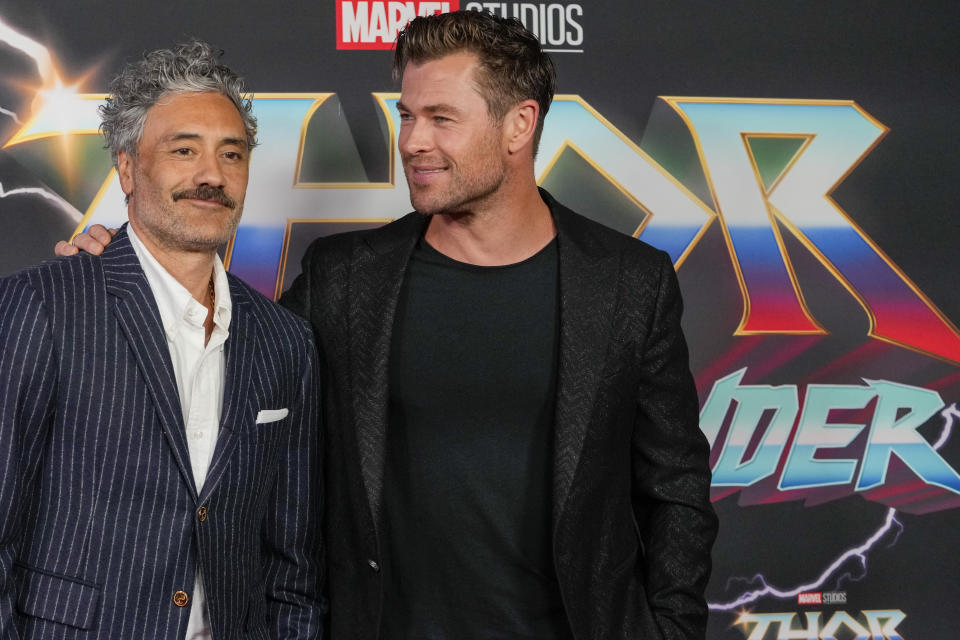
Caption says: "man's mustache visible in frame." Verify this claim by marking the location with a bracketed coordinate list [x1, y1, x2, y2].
[172, 185, 237, 209]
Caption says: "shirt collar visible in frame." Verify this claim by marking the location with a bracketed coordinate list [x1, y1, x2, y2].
[127, 224, 233, 338]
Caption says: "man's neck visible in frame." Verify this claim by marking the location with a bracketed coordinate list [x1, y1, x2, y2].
[131, 225, 215, 299]
[128, 221, 218, 342]
[424, 184, 555, 266]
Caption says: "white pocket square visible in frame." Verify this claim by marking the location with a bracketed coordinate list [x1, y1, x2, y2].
[256, 408, 289, 424]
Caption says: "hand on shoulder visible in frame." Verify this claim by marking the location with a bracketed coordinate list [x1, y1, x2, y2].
[53, 225, 118, 257]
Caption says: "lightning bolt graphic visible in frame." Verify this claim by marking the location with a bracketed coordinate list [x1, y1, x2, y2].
[709, 401, 958, 611]
[709, 508, 902, 611]
[0, 106, 21, 124]
[0, 14, 97, 198]
[0, 15, 56, 128]
[0, 16, 56, 85]
[934, 403, 958, 450]
[0, 181, 82, 221]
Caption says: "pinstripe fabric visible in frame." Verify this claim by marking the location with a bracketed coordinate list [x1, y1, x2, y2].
[0, 227, 322, 639]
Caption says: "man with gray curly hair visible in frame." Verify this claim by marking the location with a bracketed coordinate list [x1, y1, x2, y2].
[100, 41, 258, 168]
[1, 42, 322, 638]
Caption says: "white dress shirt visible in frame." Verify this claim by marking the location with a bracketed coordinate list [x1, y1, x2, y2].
[128, 225, 232, 640]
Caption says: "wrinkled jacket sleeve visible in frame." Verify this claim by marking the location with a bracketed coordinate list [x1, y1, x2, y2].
[0, 275, 58, 638]
[631, 252, 718, 640]
[262, 322, 325, 639]
[279, 249, 314, 323]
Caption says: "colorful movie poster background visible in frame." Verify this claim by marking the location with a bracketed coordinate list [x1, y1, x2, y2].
[1, 2, 957, 638]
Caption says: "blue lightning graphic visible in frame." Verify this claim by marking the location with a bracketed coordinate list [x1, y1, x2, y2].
[708, 402, 958, 611]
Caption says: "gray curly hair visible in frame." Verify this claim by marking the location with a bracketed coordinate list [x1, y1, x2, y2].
[99, 40, 257, 167]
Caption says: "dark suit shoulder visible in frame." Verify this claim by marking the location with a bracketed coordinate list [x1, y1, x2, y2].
[1, 252, 108, 302]
[226, 272, 315, 344]
[0, 263, 45, 318]
[550, 195, 670, 271]
[300, 211, 424, 268]
[282, 212, 424, 320]
[5, 250, 102, 279]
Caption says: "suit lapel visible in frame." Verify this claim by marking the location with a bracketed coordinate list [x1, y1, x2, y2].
[349, 214, 426, 533]
[200, 277, 257, 502]
[345, 202, 618, 532]
[551, 202, 619, 526]
[104, 228, 198, 499]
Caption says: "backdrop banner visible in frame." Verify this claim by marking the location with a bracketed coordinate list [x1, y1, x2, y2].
[1, 2, 956, 638]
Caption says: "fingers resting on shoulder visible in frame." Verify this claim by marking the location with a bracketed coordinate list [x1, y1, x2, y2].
[53, 224, 118, 257]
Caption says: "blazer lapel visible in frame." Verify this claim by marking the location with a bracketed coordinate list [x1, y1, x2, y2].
[200, 278, 257, 502]
[349, 213, 427, 533]
[103, 228, 198, 500]
[551, 202, 619, 526]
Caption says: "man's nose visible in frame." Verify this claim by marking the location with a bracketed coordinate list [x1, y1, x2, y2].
[399, 118, 433, 156]
[193, 152, 226, 186]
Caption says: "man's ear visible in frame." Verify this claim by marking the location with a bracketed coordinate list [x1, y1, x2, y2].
[504, 99, 539, 155]
[117, 150, 135, 197]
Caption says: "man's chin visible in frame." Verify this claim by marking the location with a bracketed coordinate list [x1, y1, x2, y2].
[408, 180, 501, 217]
[411, 199, 473, 219]
[409, 191, 456, 217]
[176, 212, 242, 250]
[164, 225, 238, 254]
[410, 197, 439, 216]
[171, 238, 229, 253]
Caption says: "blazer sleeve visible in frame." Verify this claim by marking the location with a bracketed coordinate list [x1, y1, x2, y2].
[261, 324, 325, 639]
[630, 252, 718, 640]
[279, 244, 315, 323]
[0, 275, 58, 636]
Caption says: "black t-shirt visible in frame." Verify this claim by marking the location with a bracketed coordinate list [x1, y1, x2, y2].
[381, 235, 571, 639]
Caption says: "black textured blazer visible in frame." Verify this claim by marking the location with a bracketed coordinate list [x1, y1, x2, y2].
[283, 190, 718, 640]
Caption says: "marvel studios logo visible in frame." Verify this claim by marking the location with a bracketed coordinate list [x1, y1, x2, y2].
[798, 591, 847, 605]
[336, 1, 584, 52]
[337, 1, 458, 50]
[464, 3, 584, 52]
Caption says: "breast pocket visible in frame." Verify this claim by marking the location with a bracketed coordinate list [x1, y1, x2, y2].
[249, 406, 290, 446]
[255, 408, 288, 424]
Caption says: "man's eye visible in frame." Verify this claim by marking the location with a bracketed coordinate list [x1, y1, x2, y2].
[398, 113, 413, 122]
[223, 151, 244, 160]
[174, 147, 193, 155]
[433, 116, 450, 123]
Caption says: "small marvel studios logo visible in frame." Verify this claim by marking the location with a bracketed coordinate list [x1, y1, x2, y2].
[337, 1, 459, 50]
[798, 591, 847, 605]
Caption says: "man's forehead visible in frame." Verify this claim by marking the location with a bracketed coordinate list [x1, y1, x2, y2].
[150, 90, 234, 109]
[141, 91, 246, 138]
[400, 52, 486, 103]
[402, 51, 481, 84]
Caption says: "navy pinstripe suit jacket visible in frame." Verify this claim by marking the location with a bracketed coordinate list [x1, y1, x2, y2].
[0, 227, 323, 639]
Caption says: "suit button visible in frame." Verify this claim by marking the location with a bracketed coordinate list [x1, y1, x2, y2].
[172, 590, 189, 607]
[197, 506, 208, 522]
[367, 559, 380, 572]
